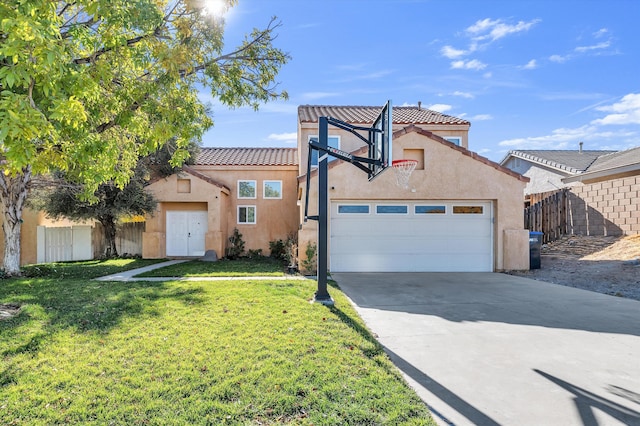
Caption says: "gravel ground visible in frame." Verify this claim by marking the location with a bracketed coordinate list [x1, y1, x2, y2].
[506, 235, 640, 301]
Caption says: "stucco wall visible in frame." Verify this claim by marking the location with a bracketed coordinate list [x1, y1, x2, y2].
[297, 120, 469, 176]
[144, 166, 299, 258]
[567, 176, 640, 236]
[299, 128, 528, 271]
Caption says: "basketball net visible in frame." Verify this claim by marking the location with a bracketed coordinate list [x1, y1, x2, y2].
[392, 159, 418, 189]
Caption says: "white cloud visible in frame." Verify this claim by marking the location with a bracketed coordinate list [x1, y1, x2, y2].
[427, 103, 453, 113]
[483, 71, 493, 79]
[451, 59, 487, 70]
[471, 114, 493, 121]
[466, 18, 541, 42]
[549, 54, 568, 63]
[594, 28, 609, 38]
[575, 41, 611, 53]
[499, 95, 640, 149]
[592, 93, 640, 125]
[522, 59, 537, 69]
[441, 45, 467, 59]
[453, 91, 474, 99]
[267, 132, 297, 144]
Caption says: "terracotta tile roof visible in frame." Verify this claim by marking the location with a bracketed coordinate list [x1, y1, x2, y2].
[298, 105, 470, 126]
[195, 147, 298, 166]
[501, 150, 616, 174]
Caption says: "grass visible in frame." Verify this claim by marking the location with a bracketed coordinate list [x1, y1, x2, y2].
[0, 259, 435, 425]
[136, 256, 286, 277]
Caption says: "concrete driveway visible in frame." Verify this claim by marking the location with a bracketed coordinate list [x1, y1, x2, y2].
[331, 272, 640, 426]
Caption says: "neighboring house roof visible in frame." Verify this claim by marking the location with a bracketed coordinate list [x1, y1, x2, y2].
[298, 105, 470, 126]
[500, 150, 616, 174]
[195, 147, 298, 166]
[563, 146, 640, 183]
[299, 124, 528, 183]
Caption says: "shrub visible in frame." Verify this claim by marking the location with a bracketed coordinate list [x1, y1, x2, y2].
[269, 239, 286, 261]
[225, 228, 245, 259]
[301, 241, 317, 275]
[246, 249, 263, 259]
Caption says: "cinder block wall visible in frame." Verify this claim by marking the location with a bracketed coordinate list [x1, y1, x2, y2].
[568, 176, 640, 236]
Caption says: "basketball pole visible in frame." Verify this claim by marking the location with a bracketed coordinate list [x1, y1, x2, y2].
[313, 116, 334, 305]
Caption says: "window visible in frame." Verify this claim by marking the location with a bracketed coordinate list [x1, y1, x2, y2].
[310, 136, 340, 166]
[238, 206, 256, 224]
[376, 205, 408, 214]
[263, 181, 282, 199]
[338, 205, 370, 214]
[444, 136, 462, 146]
[453, 206, 483, 214]
[415, 205, 446, 214]
[238, 180, 256, 199]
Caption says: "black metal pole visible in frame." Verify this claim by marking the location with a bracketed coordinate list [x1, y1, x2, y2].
[314, 116, 333, 305]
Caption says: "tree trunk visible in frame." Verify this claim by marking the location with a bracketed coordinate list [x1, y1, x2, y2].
[100, 217, 118, 258]
[0, 166, 32, 276]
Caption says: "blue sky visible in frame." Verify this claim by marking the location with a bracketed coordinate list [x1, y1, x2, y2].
[200, 0, 640, 162]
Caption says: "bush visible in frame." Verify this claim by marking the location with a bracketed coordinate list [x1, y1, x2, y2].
[225, 228, 245, 259]
[301, 241, 317, 275]
[246, 249, 263, 259]
[269, 239, 286, 261]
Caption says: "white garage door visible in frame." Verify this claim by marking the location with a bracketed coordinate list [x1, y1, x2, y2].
[330, 201, 493, 272]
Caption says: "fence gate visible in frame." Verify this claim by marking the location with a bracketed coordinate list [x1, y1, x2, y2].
[524, 189, 568, 244]
[36, 226, 93, 263]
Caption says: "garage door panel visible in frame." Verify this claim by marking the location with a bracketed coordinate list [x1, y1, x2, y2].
[330, 201, 492, 272]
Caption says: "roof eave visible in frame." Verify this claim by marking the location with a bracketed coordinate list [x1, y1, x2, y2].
[562, 163, 640, 183]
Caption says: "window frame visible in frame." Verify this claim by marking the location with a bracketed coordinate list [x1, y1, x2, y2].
[414, 205, 447, 215]
[237, 180, 257, 199]
[375, 204, 409, 215]
[237, 205, 257, 224]
[263, 180, 283, 199]
[337, 204, 371, 215]
[309, 135, 341, 166]
[444, 136, 462, 146]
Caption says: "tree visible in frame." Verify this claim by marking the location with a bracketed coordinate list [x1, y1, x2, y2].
[32, 164, 157, 258]
[0, 0, 289, 274]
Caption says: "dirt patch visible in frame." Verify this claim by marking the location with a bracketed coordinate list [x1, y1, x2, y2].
[507, 235, 640, 301]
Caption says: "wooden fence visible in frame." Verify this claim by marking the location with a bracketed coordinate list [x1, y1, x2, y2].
[524, 189, 568, 244]
[93, 222, 145, 258]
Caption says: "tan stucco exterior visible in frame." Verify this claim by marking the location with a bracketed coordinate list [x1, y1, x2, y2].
[298, 125, 529, 271]
[143, 165, 299, 259]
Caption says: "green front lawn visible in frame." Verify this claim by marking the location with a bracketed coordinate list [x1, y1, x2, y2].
[136, 256, 286, 277]
[0, 260, 435, 425]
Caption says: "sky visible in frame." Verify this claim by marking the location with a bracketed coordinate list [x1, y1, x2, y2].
[199, 0, 640, 162]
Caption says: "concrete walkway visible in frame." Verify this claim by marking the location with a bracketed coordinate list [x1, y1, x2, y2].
[331, 272, 640, 426]
[94, 260, 305, 282]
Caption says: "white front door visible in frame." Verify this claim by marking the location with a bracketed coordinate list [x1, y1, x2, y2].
[166, 211, 208, 256]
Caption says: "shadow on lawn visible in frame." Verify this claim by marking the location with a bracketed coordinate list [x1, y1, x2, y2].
[0, 278, 206, 357]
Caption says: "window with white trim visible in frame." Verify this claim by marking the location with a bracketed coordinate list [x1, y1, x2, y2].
[415, 205, 446, 214]
[309, 136, 340, 166]
[444, 136, 462, 146]
[263, 180, 282, 199]
[238, 206, 256, 224]
[453, 206, 484, 214]
[238, 180, 256, 199]
[338, 205, 370, 214]
[376, 205, 408, 214]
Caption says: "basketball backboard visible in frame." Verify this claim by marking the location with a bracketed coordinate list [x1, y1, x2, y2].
[369, 100, 392, 180]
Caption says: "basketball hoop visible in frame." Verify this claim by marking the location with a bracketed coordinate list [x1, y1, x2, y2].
[392, 159, 418, 189]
